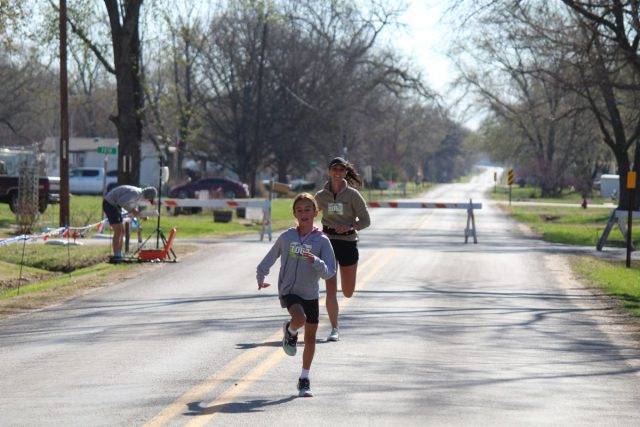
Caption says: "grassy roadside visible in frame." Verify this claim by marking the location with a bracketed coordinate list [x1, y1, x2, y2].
[572, 257, 640, 317]
[491, 185, 640, 317]
[0, 244, 197, 317]
[491, 184, 612, 204]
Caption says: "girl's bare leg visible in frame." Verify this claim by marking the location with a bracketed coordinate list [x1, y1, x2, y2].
[302, 322, 318, 370]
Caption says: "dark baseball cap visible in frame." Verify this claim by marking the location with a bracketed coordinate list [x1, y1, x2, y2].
[328, 157, 348, 168]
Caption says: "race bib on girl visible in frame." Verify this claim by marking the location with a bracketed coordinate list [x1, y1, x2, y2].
[328, 202, 344, 215]
[289, 242, 312, 259]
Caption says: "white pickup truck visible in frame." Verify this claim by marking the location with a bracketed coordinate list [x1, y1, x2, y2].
[69, 167, 118, 195]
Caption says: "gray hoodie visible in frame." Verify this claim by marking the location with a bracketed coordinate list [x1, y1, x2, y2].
[256, 227, 336, 306]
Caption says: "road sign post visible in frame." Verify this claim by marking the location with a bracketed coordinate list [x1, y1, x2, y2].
[493, 171, 497, 193]
[97, 146, 117, 195]
[626, 171, 636, 268]
[507, 169, 515, 206]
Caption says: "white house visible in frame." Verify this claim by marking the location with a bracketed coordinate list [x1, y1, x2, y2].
[42, 137, 163, 187]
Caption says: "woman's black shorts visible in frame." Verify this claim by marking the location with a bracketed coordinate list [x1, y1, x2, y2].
[330, 239, 359, 267]
[102, 199, 122, 225]
[282, 294, 319, 324]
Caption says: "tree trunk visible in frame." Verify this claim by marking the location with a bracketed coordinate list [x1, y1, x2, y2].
[277, 161, 288, 183]
[106, 0, 143, 186]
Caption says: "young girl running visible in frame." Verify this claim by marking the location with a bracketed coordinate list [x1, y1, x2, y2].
[256, 193, 336, 397]
[315, 157, 370, 342]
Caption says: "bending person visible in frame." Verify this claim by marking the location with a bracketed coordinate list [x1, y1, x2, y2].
[102, 185, 157, 262]
[315, 157, 370, 341]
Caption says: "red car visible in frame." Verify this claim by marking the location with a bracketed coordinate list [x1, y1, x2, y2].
[169, 177, 249, 199]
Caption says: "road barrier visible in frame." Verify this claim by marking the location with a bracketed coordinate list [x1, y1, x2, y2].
[367, 200, 482, 243]
[596, 209, 639, 251]
[160, 198, 272, 241]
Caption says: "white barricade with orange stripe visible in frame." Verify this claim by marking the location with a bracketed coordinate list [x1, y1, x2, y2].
[161, 198, 272, 241]
[367, 200, 482, 243]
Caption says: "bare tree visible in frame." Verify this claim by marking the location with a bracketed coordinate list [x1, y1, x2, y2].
[46, 0, 145, 185]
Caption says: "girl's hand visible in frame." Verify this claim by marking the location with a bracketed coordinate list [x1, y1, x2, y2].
[258, 282, 271, 290]
[302, 251, 316, 264]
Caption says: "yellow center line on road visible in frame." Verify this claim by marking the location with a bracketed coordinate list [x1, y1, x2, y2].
[143, 336, 278, 427]
[144, 250, 387, 427]
[185, 249, 396, 427]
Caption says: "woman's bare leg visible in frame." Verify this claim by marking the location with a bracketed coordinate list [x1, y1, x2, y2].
[339, 263, 358, 298]
[325, 275, 339, 328]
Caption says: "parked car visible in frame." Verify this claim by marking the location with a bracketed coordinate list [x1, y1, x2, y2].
[0, 175, 53, 213]
[168, 177, 249, 215]
[69, 167, 118, 195]
[169, 177, 249, 199]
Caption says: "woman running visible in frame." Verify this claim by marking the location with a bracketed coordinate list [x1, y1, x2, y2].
[315, 157, 370, 341]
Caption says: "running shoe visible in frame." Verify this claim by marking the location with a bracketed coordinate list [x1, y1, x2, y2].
[297, 377, 313, 397]
[282, 321, 298, 356]
[108, 256, 123, 264]
[327, 327, 339, 342]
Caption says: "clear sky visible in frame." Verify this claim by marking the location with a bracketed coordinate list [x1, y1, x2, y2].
[394, 1, 481, 129]
[397, 2, 454, 94]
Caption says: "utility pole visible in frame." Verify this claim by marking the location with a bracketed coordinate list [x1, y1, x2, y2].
[59, 0, 70, 226]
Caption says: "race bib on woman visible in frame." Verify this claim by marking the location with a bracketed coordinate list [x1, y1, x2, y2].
[328, 202, 344, 215]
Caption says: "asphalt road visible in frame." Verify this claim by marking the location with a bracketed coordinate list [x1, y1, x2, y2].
[1, 168, 640, 426]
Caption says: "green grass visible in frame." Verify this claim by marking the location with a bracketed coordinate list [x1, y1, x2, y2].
[504, 205, 636, 247]
[505, 205, 628, 247]
[0, 262, 119, 300]
[0, 196, 295, 239]
[490, 186, 626, 247]
[491, 185, 612, 204]
[0, 243, 110, 272]
[573, 257, 640, 317]
[0, 259, 53, 292]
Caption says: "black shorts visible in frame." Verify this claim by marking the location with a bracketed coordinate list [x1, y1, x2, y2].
[281, 294, 319, 324]
[330, 239, 359, 267]
[102, 199, 123, 225]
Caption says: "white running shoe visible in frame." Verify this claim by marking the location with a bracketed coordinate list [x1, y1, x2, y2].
[297, 377, 313, 397]
[282, 321, 298, 356]
[327, 327, 339, 342]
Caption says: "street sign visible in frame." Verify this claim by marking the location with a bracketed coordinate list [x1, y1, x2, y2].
[97, 146, 117, 155]
[627, 171, 636, 189]
[507, 169, 515, 186]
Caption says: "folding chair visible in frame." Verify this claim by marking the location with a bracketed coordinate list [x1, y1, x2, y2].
[137, 227, 177, 262]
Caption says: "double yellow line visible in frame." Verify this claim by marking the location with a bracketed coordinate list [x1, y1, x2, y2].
[147, 209, 430, 426]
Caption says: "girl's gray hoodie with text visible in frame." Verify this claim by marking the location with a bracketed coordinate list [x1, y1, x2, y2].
[256, 227, 336, 306]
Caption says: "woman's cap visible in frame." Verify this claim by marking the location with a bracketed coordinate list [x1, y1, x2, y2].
[328, 157, 348, 168]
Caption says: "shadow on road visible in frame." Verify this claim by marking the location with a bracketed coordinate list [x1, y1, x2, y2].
[184, 396, 296, 415]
